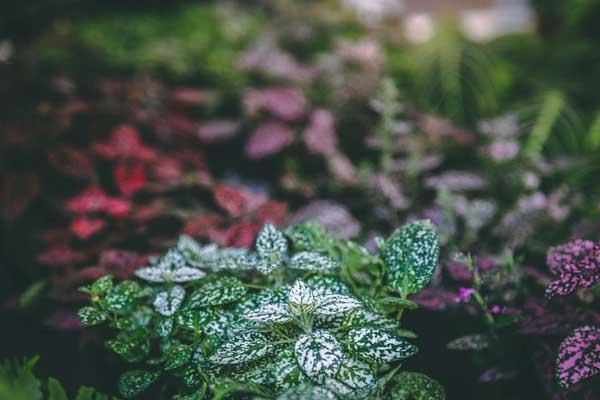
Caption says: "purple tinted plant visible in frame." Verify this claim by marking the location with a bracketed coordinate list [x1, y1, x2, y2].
[555, 325, 600, 388]
[545, 239, 600, 298]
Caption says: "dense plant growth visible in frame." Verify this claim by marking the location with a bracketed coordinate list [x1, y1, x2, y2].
[2, 1, 600, 399]
[77, 221, 444, 399]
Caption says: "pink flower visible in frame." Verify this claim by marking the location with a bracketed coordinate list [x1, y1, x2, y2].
[457, 287, 476, 302]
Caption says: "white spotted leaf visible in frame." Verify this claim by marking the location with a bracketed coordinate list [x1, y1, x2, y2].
[210, 332, 273, 365]
[295, 330, 344, 383]
[316, 294, 362, 316]
[336, 356, 375, 390]
[288, 279, 316, 316]
[274, 349, 307, 392]
[391, 372, 445, 400]
[188, 277, 247, 307]
[255, 223, 288, 274]
[277, 383, 337, 400]
[118, 370, 160, 399]
[348, 328, 418, 363]
[382, 220, 439, 295]
[290, 252, 339, 272]
[153, 285, 185, 317]
[243, 303, 292, 324]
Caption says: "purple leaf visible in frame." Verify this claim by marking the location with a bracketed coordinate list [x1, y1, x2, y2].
[545, 240, 600, 299]
[303, 109, 337, 156]
[555, 325, 600, 388]
[196, 120, 240, 143]
[245, 121, 294, 160]
[286, 200, 360, 240]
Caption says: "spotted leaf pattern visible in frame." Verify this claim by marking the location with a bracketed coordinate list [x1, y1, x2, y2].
[295, 330, 344, 383]
[382, 220, 440, 295]
[118, 370, 160, 399]
[555, 325, 600, 388]
[290, 252, 339, 272]
[336, 356, 375, 389]
[277, 383, 337, 400]
[288, 279, 316, 316]
[256, 223, 288, 274]
[243, 303, 292, 324]
[391, 372, 446, 400]
[153, 285, 185, 316]
[348, 328, 418, 363]
[545, 240, 600, 298]
[315, 294, 362, 316]
[187, 277, 247, 307]
[210, 332, 273, 365]
[274, 349, 307, 392]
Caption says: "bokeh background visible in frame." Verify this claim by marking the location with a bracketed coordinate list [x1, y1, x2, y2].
[2, 1, 600, 399]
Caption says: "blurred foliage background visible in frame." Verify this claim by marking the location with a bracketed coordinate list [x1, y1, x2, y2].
[2, 1, 600, 399]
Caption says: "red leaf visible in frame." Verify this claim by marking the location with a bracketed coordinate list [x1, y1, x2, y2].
[104, 198, 131, 217]
[37, 245, 86, 267]
[66, 186, 109, 213]
[93, 124, 155, 160]
[209, 222, 261, 248]
[70, 216, 105, 240]
[255, 201, 288, 226]
[213, 186, 248, 217]
[183, 214, 225, 238]
[114, 161, 147, 197]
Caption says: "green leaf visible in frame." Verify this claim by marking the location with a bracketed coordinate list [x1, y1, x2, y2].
[153, 285, 185, 316]
[382, 220, 439, 295]
[288, 279, 316, 317]
[91, 275, 114, 294]
[446, 334, 490, 351]
[307, 277, 351, 297]
[0, 356, 43, 400]
[378, 297, 419, 310]
[285, 221, 330, 253]
[277, 383, 337, 400]
[118, 370, 159, 399]
[47, 377, 68, 400]
[164, 344, 193, 371]
[182, 365, 202, 388]
[391, 372, 445, 400]
[348, 328, 418, 363]
[344, 309, 398, 331]
[289, 252, 339, 272]
[177, 309, 214, 331]
[210, 332, 273, 365]
[231, 360, 274, 386]
[18, 280, 46, 308]
[295, 330, 344, 383]
[106, 333, 150, 362]
[315, 295, 362, 316]
[273, 349, 307, 393]
[255, 223, 288, 274]
[188, 277, 247, 307]
[104, 281, 141, 313]
[77, 307, 108, 326]
[156, 317, 174, 337]
[336, 356, 374, 390]
[243, 303, 292, 324]
[74, 387, 109, 400]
